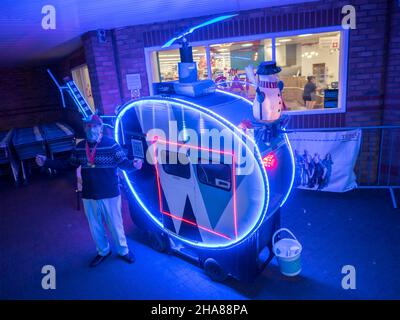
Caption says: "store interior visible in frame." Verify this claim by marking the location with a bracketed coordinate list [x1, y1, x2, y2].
[153, 31, 340, 112]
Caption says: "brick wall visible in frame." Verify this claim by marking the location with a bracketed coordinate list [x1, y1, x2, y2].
[0, 47, 90, 138]
[383, 0, 400, 125]
[381, 0, 400, 184]
[114, 27, 150, 101]
[56, 47, 86, 78]
[0, 66, 61, 131]
[82, 31, 122, 115]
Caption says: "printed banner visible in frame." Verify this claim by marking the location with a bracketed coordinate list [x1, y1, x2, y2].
[287, 130, 362, 192]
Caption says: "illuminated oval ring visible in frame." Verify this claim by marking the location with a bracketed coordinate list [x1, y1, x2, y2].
[115, 96, 270, 249]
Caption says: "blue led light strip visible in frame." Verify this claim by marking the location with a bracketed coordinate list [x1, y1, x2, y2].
[115, 97, 269, 249]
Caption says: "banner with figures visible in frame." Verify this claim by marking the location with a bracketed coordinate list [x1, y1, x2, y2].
[287, 130, 362, 192]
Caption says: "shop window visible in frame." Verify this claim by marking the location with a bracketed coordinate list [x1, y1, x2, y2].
[197, 162, 231, 191]
[210, 39, 272, 87]
[276, 31, 341, 112]
[71, 64, 95, 111]
[146, 28, 347, 115]
[154, 46, 207, 82]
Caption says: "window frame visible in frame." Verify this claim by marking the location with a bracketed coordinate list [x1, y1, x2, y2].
[144, 26, 349, 116]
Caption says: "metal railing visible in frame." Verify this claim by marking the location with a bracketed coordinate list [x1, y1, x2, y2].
[216, 80, 399, 208]
[286, 125, 400, 209]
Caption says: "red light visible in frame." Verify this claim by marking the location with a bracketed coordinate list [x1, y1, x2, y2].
[263, 153, 277, 170]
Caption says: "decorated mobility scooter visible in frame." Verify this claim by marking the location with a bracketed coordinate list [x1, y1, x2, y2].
[114, 15, 295, 282]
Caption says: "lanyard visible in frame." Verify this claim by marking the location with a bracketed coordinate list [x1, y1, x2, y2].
[85, 139, 101, 167]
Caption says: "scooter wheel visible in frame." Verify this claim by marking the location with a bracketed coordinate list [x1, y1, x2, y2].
[148, 232, 169, 253]
[204, 258, 227, 282]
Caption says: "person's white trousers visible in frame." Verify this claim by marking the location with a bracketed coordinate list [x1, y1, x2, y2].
[82, 195, 129, 256]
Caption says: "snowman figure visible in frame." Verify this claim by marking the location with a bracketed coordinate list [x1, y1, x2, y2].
[245, 61, 285, 123]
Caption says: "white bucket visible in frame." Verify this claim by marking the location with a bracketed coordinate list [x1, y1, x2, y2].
[272, 228, 302, 277]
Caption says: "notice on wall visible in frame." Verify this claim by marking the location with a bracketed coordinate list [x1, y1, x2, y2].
[287, 130, 362, 192]
[126, 73, 142, 99]
[319, 36, 340, 49]
[126, 73, 142, 90]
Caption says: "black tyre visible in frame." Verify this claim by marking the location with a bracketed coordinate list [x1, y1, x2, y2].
[148, 232, 169, 253]
[204, 258, 227, 282]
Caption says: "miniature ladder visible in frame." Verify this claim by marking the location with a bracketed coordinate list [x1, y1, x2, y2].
[64, 80, 94, 118]
[47, 69, 94, 119]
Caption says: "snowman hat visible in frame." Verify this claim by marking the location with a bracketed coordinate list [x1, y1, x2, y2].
[256, 61, 281, 75]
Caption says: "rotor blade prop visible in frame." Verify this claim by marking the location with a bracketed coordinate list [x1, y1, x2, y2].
[187, 14, 238, 34]
[162, 13, 238, 48]
[162, 36, 180, 48]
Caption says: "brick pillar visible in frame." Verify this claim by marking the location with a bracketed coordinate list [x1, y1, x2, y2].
[82, 30, 122, 115]
[383, 0, 400, 125]
[382, 0, 400, 185]
[343, 0, 391, 184]
[113, 26, 150, 102]
[345, 0, 390, 127]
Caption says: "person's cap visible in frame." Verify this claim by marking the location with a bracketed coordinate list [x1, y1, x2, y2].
[256, 61, 282, 75]
[83, 114, 103, 126]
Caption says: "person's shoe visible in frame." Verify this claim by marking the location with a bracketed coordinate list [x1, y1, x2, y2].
[119, 252, 135, 264]
[89, 251, 112, 267]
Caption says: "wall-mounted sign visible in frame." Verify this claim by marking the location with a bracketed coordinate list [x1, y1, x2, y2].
[324, 89, 339, 108]
[126, 73, 142, 90]
[319, 36, 340, 49]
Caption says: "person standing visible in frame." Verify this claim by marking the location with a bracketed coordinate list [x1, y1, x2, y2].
[303, 76, 317, 109]
[36, 115, 143, 267]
